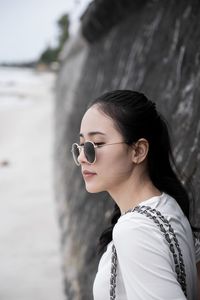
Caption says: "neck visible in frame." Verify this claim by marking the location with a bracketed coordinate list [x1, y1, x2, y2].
[108, 167, 161, 214]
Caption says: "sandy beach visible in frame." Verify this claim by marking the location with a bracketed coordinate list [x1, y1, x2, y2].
[0, 67, 65, 300]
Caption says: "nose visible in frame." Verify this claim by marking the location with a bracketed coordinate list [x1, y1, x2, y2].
[77, 147, 88, 165]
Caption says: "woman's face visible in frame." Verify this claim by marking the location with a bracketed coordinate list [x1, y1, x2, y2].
[79, 105, 134, 193]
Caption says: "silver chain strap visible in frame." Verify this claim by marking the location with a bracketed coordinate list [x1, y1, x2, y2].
[110, 205, 187, 299]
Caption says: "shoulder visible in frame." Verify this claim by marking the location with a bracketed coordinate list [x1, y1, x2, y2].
[113, 209, 170, 259]
[113, 209, 155, 238]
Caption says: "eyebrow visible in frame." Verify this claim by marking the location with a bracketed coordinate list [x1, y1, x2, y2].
[79, 131, 106, 138]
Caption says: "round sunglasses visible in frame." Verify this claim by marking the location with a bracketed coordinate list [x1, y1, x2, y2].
[71, 141, 126, 166]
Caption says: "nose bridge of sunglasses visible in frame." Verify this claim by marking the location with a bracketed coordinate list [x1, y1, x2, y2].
[78, 144, 89, 162]
[78, 144, 83, 153]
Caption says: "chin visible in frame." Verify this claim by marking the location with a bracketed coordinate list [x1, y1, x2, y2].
[85, 183, 105, 193]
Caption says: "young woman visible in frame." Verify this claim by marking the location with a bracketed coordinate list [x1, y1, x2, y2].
[71, 90, 200, 299]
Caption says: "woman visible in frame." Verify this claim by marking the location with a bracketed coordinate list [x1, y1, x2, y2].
[71, 90, 200, 299]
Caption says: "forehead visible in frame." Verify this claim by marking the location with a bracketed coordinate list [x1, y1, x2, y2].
[80, 105, 119, 138]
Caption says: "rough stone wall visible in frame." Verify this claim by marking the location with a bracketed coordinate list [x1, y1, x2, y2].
[55, 1, 200, 299]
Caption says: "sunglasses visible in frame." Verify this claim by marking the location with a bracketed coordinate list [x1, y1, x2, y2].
[71, 141, 127, 166]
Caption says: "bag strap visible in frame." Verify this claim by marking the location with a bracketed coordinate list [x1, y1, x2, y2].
[110, 205, 187, 300]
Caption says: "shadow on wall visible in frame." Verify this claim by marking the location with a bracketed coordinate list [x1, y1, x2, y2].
[54, 0, 200, 299]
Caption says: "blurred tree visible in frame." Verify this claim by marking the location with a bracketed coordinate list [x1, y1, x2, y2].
[57, 14, 69, 52]
[39, 13, 69, 65]
[39, 47, 59, 65]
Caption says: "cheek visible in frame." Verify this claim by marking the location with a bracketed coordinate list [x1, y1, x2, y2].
[97, 150, 133, 180]
[83, 149, 133, 193]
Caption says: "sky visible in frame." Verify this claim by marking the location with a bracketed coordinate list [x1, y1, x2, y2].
[0, 0, 92, 63]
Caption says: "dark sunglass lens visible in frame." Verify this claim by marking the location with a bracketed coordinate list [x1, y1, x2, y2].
[72, 144, 80, 165]
[84, 142, 95, 163]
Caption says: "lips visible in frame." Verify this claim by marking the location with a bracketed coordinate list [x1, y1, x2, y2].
[82, 170, 96, 175]
[82, 170, 97, 177]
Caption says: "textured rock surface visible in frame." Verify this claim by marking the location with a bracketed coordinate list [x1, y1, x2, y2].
[55, 1, 200, 299]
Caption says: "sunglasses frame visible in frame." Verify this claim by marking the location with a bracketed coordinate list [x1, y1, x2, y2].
[71, 141, 127, 166]
[71, 141, 97, 166]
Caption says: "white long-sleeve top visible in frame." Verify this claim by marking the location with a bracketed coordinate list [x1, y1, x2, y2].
[93, 193, 200, 300]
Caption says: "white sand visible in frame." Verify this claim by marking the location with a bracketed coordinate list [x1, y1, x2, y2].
[0, 68, 65, 300]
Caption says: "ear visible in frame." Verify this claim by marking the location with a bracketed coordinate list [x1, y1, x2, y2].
[131, 138, 149, 164]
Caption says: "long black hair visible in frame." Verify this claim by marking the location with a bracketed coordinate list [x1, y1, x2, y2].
[88, 90, 195, 255]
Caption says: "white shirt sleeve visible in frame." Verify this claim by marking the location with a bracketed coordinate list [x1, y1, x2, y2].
[113, 213, 187, 300]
